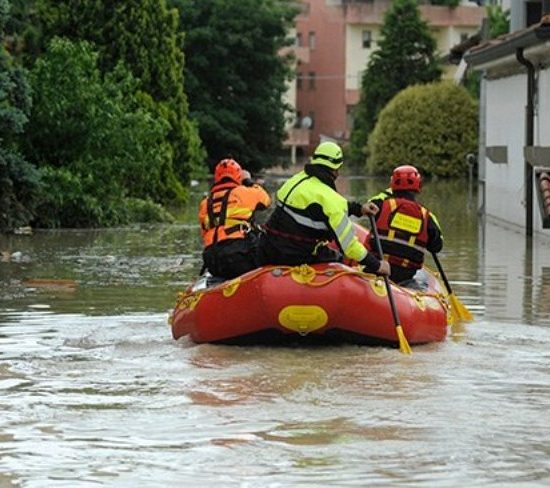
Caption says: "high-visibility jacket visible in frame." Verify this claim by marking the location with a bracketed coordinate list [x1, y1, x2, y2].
[370, 191, 442, 270]
[264, 170, 368, 263]
[199, 181, 271, 248]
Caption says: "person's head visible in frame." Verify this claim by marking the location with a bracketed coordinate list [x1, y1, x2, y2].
[311, 142, 344, 173]
[390, 165, 422, 192]
[214, 158, 242, 184]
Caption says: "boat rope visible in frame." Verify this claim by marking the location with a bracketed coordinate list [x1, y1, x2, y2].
[174, 264, 450, 312]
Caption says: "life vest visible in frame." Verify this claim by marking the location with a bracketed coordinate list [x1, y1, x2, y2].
[373, 197, 429, 270]
[198, 181, 270, 248]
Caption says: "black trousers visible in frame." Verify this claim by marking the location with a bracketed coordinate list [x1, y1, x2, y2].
[257, 232, 342, 266]
[202, 233, 260, 280]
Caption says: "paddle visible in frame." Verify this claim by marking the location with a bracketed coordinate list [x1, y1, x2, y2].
[368, 215, 412, 355]
[431, 252, 473, 323]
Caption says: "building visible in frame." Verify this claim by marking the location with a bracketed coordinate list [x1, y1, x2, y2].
[465, 0, 550, 237]
[286, 0, 485, 160]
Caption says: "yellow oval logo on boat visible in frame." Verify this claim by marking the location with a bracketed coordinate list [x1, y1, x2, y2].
[278, 305, 328, 335]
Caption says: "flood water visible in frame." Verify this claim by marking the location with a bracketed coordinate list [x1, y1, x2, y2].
[1, 176, 550, 487]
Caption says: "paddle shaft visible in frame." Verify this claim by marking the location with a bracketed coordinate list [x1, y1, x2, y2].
[368, 215, 401, 326]
[431, 251, 453, 294]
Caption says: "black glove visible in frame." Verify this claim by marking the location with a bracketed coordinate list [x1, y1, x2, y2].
[359, 252, 381, 273]
[347, 201, 362, 217]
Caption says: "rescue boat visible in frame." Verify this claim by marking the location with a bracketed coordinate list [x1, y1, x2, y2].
[169, 262, 450, 347]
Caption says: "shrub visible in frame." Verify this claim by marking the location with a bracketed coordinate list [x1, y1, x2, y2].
[367, 81, 478, 177]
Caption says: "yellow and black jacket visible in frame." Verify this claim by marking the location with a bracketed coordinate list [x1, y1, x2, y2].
[260, 164, 380, 271]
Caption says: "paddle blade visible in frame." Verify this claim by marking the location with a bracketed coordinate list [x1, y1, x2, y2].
[396, 325, 412, 355]
[450, 293, 473, 322]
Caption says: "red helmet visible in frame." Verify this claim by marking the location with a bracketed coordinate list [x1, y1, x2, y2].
[214, 158, 242, 183]
[390, 165, 422, 192]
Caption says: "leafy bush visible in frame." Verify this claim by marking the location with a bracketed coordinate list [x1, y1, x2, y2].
[33, 166, 175, 228]
[123, 198, 175, 224]
[367, 81, 478, 177]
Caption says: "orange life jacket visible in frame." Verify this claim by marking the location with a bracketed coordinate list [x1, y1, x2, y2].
[373, 197, 429, 270]
[198, 181, 271, 248]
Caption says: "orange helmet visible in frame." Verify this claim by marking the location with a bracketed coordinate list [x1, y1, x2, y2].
[214, 158, 242, 183]
[390, 165, 422, 192]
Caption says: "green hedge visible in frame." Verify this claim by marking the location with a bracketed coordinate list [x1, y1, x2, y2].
[367, 81, 478, 177]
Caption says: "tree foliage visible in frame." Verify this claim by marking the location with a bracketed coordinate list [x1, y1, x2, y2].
[429, 0, 460, 7]
[0, 0, 41, 232]
[487, 4, 510, 39]
[349, 0, 442, 166]
[367, 82, 478, 177]
[170, 0, 298, 172]
[34, 0, 205, 186]
[24, 38, 176, 227]
[464, 4, 509, 99]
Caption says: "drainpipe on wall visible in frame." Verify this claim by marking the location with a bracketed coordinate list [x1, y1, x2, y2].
[515, 47, 535, 237]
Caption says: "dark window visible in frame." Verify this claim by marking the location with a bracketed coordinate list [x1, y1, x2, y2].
[308, 31, 316, 50]
[308, 111, 315, 129]
[362, 30, 372, 49]
[526, 1, 542, 27]
[294, 111, 302, 128]
[309, 72, 316, 90]
[297, 73, 303, 90]
[296, 32, 302, 47]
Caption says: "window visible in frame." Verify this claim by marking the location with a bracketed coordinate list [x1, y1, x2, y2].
[362, 30, 372, 49]
[308, 31, 316, 50]
[526, 1, 542, 28]
[308, 72, 316, 90]
[308, 111, 315, 129]
[297, 73, 303, 90]
[296, 32, 302, 47]
[294, 111, 302, 128]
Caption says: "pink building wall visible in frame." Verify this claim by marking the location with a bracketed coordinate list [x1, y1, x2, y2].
[296, 1, 346, 156]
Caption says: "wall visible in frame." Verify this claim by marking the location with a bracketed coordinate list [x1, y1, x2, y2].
[484, 75, 526, 227]
[483, 60, 550, 235]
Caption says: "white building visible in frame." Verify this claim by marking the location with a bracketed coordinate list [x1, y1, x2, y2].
[465, 0, 550, 238]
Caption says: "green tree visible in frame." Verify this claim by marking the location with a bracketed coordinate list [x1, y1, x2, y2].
[170, 0, 298, 171]
[0, 0, 40, 232]
[349, 0, 442, 167]
[34, 0, 205, 189]
[429, 0, 460, 6]
[367, 82, 478, 177]
[25, 38, 176, 227]
[487, 4, 509, 39]
[464, 4, 509, 99]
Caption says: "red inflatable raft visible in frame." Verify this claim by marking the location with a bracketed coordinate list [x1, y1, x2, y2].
[169, 261, 450, 347]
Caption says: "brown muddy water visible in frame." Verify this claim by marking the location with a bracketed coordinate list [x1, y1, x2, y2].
[1, 177, 550, 487]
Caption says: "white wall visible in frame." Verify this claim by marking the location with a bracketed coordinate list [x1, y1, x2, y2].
[345, 24, 380, 91]
[484, 74, 527, 227]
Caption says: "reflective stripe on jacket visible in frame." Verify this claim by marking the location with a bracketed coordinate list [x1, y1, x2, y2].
[267, 170, 368, 262]
[198, 181, 271, 247]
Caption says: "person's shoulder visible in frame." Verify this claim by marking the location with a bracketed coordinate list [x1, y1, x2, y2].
[369, 188, 392, 201]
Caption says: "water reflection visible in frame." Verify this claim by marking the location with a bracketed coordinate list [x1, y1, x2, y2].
[480, 216, 550, 326]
